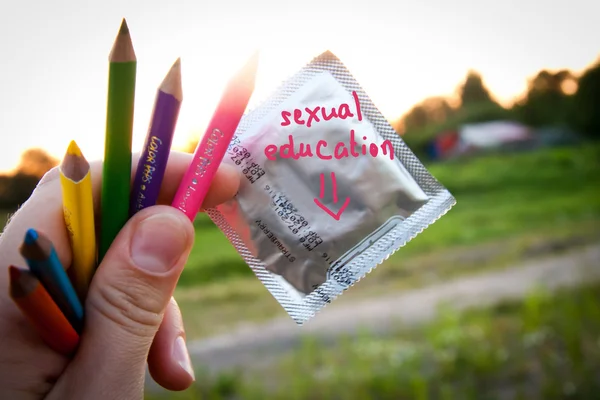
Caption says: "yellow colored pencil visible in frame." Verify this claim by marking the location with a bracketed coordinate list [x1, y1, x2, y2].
[59, 140, 97, 301]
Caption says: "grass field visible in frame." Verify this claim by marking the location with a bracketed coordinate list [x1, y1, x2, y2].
[172, 143, 600, 336]
[146, 281, 600, 400]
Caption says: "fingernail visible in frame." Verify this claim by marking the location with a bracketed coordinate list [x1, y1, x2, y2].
[173, 336, 195, 381]
[131, 213, 188, 273]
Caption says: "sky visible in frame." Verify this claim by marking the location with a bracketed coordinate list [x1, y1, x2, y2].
[0, 0, 598, 172]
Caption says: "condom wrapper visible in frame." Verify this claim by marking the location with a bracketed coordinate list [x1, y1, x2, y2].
[207, 51, 456, 324]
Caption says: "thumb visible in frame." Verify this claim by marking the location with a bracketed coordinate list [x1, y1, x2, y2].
[54, 206, 194, 399]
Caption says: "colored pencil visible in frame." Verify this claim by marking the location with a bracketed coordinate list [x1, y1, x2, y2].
[172, 52, 259, 221]
[8, 266, 80, 355]
[19, 229, 83, 333]
[130, 58, 183, 216]
[59, 140, 96, 301]
[100, 18, 137, 262]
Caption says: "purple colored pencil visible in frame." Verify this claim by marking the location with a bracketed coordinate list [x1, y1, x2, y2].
[131, 58, 183, 215]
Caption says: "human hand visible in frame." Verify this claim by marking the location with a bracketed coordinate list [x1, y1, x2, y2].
[0, 151, 240, 399]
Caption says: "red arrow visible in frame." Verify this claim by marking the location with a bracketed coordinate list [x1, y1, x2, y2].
[314, 172, 350, 221]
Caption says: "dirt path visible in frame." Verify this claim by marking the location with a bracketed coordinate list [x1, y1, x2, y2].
[146, 244, 600, 392]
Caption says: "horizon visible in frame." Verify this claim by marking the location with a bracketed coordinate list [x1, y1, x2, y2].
[1, 0, 598, 173]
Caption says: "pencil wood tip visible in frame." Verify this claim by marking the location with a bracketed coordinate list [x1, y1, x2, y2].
[20, 229, 52, 261]
[238, 50, 259, 88]
[245, 50, 260, 72]
[8, 265, 21, 282]
[109, 19, 136, 62]
[119, 18, 129, 35]
[8, 265, 37, 297]
[249, 49, 260, 62]
[61, 141, 90, 181]
[66, 140, 82, 157]
[24, 229, 38, 245]
[168, 57, 182, 78]
[159, 57, 183, 101]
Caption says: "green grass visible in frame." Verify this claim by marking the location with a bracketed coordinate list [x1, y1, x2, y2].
[146, 282, 600, 400]
[0, 209, 12, 232]
[406, 143, 600, 254]
[181, 221, 249, 286]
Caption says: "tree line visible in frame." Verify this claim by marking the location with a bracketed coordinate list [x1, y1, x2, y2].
[0, 149, 59, 211]
[394, 55, 600, 155]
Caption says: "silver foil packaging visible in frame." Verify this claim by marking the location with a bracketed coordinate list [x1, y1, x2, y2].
[207, 51, 456, 324]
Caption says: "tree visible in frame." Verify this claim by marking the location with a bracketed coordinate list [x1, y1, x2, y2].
[401, 104, 429, 133]
[399, 96, 456, 134]
[421, 97, 455, 125]
[516, 69, 576, 127]
[0, 173, 41, 209]
[528, 69, 576, 94]
[15, 148, 59, 178]
[457, 70, 494, 106]
[0, 148, 58, 210]
[570, 58, 600, 138]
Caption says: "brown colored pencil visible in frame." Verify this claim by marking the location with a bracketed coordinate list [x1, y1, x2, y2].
[8, 265, 80, 355]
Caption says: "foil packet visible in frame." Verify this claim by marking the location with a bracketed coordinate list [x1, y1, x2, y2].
[206, 51, 456, 324]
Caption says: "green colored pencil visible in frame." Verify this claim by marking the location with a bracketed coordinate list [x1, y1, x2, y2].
[100, 18, 137, 262]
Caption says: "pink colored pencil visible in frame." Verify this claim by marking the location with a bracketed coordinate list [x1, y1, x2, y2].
[172, 52, 259, 220]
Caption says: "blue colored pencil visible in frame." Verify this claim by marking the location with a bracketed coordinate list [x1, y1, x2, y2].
[19, 228, 84, 333]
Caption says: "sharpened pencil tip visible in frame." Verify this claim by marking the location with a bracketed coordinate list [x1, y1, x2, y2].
[66, 140, 82, 157]
[167, 57, 182, 78]
[159, 57, 183, 100]
[24, 229, 38, 245]
[245, 50, 259, 71]
[119, 18, 129, 35]
[109, 19, 136, 62]
[236, 50, 259, 89]
[8, 265, 20, 282]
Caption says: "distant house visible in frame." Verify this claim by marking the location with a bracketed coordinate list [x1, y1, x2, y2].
[427, 120, 536, 160]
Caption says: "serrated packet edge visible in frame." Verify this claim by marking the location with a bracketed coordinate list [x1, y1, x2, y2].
[206, 51, 456, 325]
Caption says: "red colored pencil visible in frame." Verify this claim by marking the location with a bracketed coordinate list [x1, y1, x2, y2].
[8, 265, 80, 356]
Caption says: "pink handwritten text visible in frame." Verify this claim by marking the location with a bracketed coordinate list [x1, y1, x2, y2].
[280, 91, 363, 128]
[264, 130, 394, 161]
